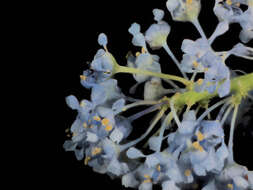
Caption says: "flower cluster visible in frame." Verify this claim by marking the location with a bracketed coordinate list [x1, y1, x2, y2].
[64, 1, 253, 189]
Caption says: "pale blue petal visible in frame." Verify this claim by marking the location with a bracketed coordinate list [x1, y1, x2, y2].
[86, 131, 99, 143]
[63, 140, 77, 151]
[145, 154, 160, 168]
[233, 176, 249, 189]
[153, 9, 164, 22]
[239, 29, 253, 43]
[91, 85, 107, 105]
[109, 128, 124, 144]
[193, 164, 206, 176]
[129, 23, 141, 35]
[139, 182, 152, 190]
[112, 98, 125, 113]
[162, 180, 180, 190]
[66, 95, 79, 110]
[127, 147, 145, 159]
[230, 43, 253, 60]
[98, 33, 108, 47]
[122, 173, 139, 188]
[148, 136, 161, 151]
[107, 158, 123, 176]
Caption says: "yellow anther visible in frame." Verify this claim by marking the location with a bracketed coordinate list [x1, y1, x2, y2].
[204, 68, 209, 72]
[227, 183, 233, 189]
[143, 174, 151, 183]
[102, 118, 110, 126]
[84, 156, 91, 165]
[226, 0, 232, 5]
[80, 101, 85, 107]
[83, 122, 88, 128]
[196, 131, 205, 141]
[157, 165, 161, 171]
[93, 116, 101, 121]
[186, 0, 193, 4]
[80, 75, 86, 80]
[143, 179, 152, 183]
[235, 2, 240, 7]
[136, 52, 141, 57]
[105, 125, 113, 131]
[193, 61, 199, 68]
[144, 174, 151, 179]
[92, 147, 102, 156]
[184, 169, 191, 177]
[141, 47, 146, 54]
[197, 79, 204, 85]
[192, 141, 204, 152]
[72, 132, 77, 137]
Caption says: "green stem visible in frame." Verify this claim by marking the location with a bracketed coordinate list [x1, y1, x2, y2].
[116, 65, 190, 86]
[174, 73, 253, 108]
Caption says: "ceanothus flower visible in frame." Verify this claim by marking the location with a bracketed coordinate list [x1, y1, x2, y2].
[80, 33, 118, 88]
[127, 52, 161, 84]
[194, 51, 231, 97]
[145, 9, 171, 49]
[166, 0, 201, 22]
[129, 23, 147, 50]
[203, 163, 253, 190]
[144, 77, 169, 100]
[214, 0, 253, 43]
[167, 110, 198, 158]
[178, 120, 228, 176]
[85, 138, 129, 176]
[91, 79, 122, 106]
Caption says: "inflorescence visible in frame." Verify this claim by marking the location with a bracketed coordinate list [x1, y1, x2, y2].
[64, 0, 253, 189]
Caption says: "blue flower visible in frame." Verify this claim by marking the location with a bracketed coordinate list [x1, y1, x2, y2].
[145, 9, 171, 49]
[128, 23, 147, 49]
[85, 138, 128, 176]
[91, 79, 122, 106]
[166, 0, 201, 22]
[213, 0, 253, 43]
[203, 163, 252, 190]
[193, 51, 231, 97]
[127, 52, 161, 83]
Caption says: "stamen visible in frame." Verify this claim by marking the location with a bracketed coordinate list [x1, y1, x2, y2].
[143, 175, 152, 183]
[186, 0, 193, 4]
[196, 131, 204, 141]
[105, 125, 113, 131]
[192, 141, 204, 152]
[141, 47, 146, 54]
[83, 122, 88, 128]
[184, 169, 191, 177]
[93, 116, 101, 121]
[84, 156, 91, 165]
[80, 75, 86, 80]
[226, 0, 232, 5]
[92, 147, 102, 156]
[227, 183, 233, 189]
[197, 78, 203, 85]
[102, 118, 110, 126]
[80, 102, 85, 107]
[136, 52, 141, 57]
[157, 165, 161, 172]
[193, 61, 199, 68]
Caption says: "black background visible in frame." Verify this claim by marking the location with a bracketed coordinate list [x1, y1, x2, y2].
[57, 0, 253, 189]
